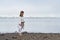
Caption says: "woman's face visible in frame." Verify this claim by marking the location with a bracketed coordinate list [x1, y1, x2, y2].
[20, 13, 24, 16]
[20, 11, 24, 17]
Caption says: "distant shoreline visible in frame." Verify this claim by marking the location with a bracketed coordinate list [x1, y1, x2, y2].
[0, 16, 60, 18]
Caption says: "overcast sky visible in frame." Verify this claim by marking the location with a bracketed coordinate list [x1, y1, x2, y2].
[0, 0, 60, 17]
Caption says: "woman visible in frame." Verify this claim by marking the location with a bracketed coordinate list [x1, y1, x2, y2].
[18, 11, 25, 35]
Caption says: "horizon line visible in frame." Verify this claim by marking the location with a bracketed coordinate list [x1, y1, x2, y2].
[0, 16, 60, 17]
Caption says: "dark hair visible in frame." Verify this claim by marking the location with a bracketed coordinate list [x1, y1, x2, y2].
[20, 11, 24, 13]
[20, 11, 24, 17]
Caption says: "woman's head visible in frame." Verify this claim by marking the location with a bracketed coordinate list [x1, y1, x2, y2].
[20, 11, 24, 17]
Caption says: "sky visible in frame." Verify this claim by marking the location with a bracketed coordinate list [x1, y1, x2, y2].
[0, 0, 60, 17]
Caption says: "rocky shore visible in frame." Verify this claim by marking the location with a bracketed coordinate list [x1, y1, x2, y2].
[0, 32, 60, 40]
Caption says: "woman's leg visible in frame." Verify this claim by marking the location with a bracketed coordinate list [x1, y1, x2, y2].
[18, 22, 24, 35]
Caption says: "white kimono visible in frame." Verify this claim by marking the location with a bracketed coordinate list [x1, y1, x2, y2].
[18, 17, 24, 33]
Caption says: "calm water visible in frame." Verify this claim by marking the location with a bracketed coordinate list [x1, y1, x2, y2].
[0, 17, 60, 33]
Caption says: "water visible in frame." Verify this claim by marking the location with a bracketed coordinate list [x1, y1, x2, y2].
[0, 17, 60, 33]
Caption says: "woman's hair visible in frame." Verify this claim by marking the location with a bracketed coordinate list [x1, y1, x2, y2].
[20, 11, 24, 17]
[20, 11, 24, 13]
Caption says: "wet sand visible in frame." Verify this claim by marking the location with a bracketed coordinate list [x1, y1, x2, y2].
[0, 32, 60, 40]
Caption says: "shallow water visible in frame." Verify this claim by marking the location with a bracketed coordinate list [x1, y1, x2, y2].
[0, 17, 60, 33]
